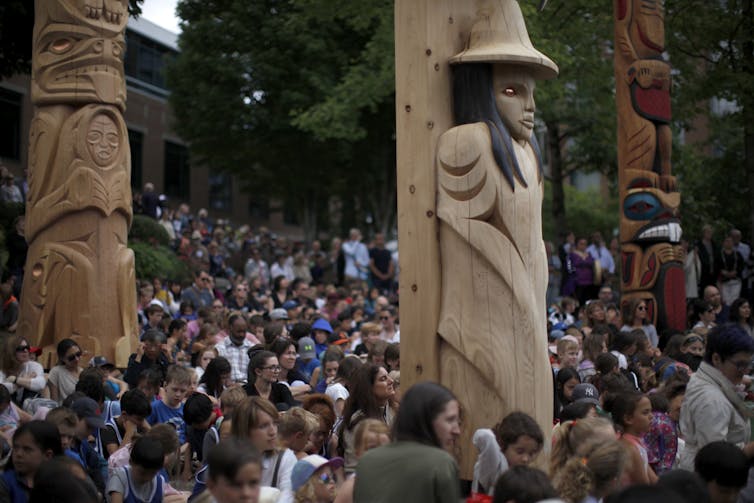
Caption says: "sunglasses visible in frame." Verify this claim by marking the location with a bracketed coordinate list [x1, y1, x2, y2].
[318, 473, 335, 485]
[379, 316, 389, 320]
[637, 306, 647, 311]
[67, 351, 82, 362]
[15, 345, 29, 352]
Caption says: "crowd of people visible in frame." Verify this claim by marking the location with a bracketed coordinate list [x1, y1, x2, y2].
[1, 194, 754, 503]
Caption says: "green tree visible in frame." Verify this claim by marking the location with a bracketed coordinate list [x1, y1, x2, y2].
[523, 2, 618, 236]
[167, 0, 396, 240]
[666, 0, 754, 242]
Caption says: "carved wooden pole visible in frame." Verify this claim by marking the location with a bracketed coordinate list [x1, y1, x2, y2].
[396, 0, 556, 477]
[19, 0, 138, 367]
[613, 0, 686, 332]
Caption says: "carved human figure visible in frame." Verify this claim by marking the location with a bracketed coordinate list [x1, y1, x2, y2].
[436, 2, 558, 472]
[19, 0, 136, 366]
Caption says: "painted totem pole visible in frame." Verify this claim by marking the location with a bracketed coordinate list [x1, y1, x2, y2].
[18, 0, 138, 366]
[614, 0, 685, 331]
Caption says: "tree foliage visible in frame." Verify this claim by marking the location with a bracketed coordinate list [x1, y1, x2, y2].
[167, 0, 396, 240]
[665, 0, 754, 242]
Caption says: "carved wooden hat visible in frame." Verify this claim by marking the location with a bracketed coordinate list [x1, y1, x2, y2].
[449, 0, 558, 80]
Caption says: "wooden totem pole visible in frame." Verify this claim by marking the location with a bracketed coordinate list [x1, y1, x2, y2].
[614, 0, 685, 331]
[396, 0, 557, 476]
[18, 0, 138, 366]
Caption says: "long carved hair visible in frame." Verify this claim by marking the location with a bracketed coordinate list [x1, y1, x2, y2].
[452, 63, 544, 191]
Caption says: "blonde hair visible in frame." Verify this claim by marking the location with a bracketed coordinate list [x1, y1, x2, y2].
[353, 418, 390, 458]
[360, 322, 381, 335]
[165, 364, 193, 386]
[219, 386, 246, 413]
[294, 476, 320, 503]
[549, 417, 614, 479]
[557, 338, 579, 355]
[279, 407, 319, 439]
[554, 439, 626, 503]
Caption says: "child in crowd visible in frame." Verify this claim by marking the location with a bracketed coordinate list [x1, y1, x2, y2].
[556, 337, 580, 371]
[71, 397, 108, 495]
[0, 384, 29, 441]
[146, 365, 191, 445]
[554, 439, 626, 503]
[291, 454, 343, 503]
[101, 389, 153, 459]
[609, 390, 658, 485]
[137, 368, 163, 401]
[297, 336, 320, 383]
[492, 466, 557, 503]
[106, 436, 165, 503]
[278, 407, 320, 459]
[0, 421, 62, 502]
[550, 417, 616, 480]
[45, 406, 85, 466]
[183, 392, 222, 465]
[472, 411, 544, 496]
[311, 347, 344, 394]
[205, 439, 263, 503]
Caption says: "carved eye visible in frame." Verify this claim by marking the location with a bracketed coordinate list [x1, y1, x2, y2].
[504, 87, 516, 97]
[49, 38, 74, 54]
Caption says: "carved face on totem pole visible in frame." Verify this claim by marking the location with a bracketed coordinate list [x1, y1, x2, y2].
[619, 0, 665, 57]
[492, 65, 536, 143]
[31, 0, 128, 108]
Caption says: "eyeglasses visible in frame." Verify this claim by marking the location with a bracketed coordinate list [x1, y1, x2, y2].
[67, 351, 82, 362]
[262, 365, 281, 372]
[15, 345, 29, 352]
[637, 306, 647, 311]
[200, 277, 211, 282]
[318, 473, 335, 485]
[379, 316, 389, 320]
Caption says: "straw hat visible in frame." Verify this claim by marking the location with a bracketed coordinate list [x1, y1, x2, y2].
[449, 0, 558, 80]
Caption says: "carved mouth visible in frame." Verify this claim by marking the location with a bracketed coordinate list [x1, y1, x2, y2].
[52, 64, 121, 83]
[636, 221, 682, 243]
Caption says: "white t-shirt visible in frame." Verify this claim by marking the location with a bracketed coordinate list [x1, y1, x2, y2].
[326, 382, 349, 405]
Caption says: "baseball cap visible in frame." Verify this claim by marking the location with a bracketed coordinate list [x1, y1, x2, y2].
[291, 455, 344, 492]
[269, 308, 289, 321]
[282, 300, 299, 310]
[328, 332, 350, 346]
[71, 397, 106, 429]
[298, 337, 316, 360]
[571, 383, 600, 406]
[311, 318, 333, 334]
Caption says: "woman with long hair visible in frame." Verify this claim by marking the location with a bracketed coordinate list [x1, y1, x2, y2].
[337, 364, 396, 473]
[0, 335, 47, 406]
[621, 298, 659, 348]
[231, 396, 297, 500]
[353, 381, 461, 502]
[243, 350, 296, 410]
[728, 297, 754, 337]
[47, 338, 83, 403]
[197, 356, 232, 401]
[270, 337, 311, 399]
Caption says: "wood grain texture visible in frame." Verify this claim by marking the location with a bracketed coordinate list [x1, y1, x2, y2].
[19, 0, 138, 366]
[396, 0, 554, 477]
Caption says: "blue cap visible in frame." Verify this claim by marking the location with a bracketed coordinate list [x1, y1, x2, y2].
[282, 300, 299, 310]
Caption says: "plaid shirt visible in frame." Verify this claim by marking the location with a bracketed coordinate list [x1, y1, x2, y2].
[216, 337, 253, 383]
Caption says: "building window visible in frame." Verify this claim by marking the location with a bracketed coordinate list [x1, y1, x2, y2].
[125, 31, 174, 91]
[164, 141, 190, 200]
[209, 171, 232, 212]
[0, 88, 22, 161]
[128, 129, 143, 190]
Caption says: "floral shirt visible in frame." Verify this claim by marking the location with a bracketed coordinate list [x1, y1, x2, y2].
[644, 411, 677, 475]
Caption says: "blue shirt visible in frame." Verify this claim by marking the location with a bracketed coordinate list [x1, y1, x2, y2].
[147, 399, 186, 444]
